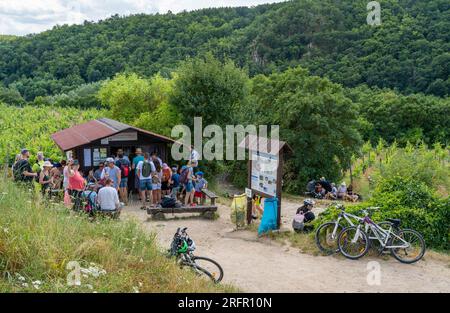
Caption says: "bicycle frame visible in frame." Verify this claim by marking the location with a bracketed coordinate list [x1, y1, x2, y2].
[352, 216, 410, 249]
[331, 210, 376, 239]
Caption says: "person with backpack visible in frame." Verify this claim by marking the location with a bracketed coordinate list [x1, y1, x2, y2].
[13, 149, 38, 185]
[115, 151, 130, 205]
[161, 163, 172, 197]
[11, 154, 21, 180]
[136, 152, 156, 210]
[152, 159, 163, 206]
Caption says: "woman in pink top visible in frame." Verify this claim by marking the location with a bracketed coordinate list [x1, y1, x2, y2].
[67, 159, 85, 211]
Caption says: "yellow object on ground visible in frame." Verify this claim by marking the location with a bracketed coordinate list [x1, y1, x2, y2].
[230, 193, 247, 228]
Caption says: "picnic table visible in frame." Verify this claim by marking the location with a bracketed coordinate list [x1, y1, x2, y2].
[147, 189, 218, 220]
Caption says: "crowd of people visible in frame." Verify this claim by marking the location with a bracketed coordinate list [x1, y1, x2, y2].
[306, 177, 360, 202]
[11, 147, 209, 216]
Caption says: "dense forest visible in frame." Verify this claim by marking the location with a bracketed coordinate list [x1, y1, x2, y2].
[0, 0, 449, 101]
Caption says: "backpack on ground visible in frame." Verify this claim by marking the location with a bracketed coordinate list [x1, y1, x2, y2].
[161, 196, 176, 208]
[142, 161, 152, 177]
[179, 167, 189, 185]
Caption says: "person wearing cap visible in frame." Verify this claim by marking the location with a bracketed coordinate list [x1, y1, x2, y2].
[39, 161, 54, 197]
[13, 149, 38, 184]
[193, 171, 207, 205]
[101, 158, 121, 191]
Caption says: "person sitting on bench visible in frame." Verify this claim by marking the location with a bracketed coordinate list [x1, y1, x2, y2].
[97, 179, 121, 214]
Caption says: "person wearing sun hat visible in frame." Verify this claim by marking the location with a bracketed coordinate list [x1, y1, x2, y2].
[39, 160, 54, 197]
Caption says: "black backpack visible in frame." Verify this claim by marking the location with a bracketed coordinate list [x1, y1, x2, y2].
[161, 196, 176, 208]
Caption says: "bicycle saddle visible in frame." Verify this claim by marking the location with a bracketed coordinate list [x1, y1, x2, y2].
[386, 218, 401, 227]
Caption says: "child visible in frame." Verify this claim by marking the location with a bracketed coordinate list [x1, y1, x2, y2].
[251, 194, 264, 219]
[170, 166, 180, 199]
[193, 172, 207, 205]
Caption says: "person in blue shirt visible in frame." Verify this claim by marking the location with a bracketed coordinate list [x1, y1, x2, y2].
[194, 172, 208, 204]
[170, 166, 180, 199]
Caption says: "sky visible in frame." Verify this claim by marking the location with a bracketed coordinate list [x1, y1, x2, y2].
[0, 0, 285, 36]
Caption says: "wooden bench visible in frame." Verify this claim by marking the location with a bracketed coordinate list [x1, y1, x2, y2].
[147, 189, 218, 220]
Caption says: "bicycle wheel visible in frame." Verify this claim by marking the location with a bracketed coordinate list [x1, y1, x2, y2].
[390, 229, 426, 264]
[192, 256, 224, 283]
[315, 222, 344, 255]
[338, 226, 369, 260]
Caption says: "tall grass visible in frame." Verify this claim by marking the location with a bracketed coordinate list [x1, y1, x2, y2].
[0, 179, 234, 292]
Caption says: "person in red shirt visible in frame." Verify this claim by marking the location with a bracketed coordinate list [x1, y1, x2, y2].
[67, 159, 86, 211]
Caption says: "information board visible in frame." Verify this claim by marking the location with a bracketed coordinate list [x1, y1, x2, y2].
[250, 151, 278, 197]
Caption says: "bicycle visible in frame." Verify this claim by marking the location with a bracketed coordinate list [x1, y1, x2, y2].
[315, 204, 394, 255]
[168, 227, 224, 283]
[338, 209, 426, 263]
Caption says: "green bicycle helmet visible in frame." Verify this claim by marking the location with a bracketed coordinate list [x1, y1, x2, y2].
[177, 240, 189, 253]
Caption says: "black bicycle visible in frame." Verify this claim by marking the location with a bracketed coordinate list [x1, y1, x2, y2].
[169, 227, 224, 283]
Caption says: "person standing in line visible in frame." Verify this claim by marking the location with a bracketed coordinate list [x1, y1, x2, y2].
[67, 160, 86, 211]
[161, 163, 172, 197]
[151, 159, 163, 206]
[39, 161, 54, 197]
[132, 148, 144, 199]
[101, 158, 121, 191]
[136, 152, 156, 210]
[13, 149, 38, 185]
[93, 162, 104, 181]
[184, 161, 195, 206]
[115, 151, 130, 205]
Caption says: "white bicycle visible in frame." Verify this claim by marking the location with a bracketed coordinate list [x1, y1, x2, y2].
[338, 209, 426, 264]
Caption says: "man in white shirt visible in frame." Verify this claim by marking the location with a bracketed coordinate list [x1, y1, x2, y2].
[97, 179, 120, 212]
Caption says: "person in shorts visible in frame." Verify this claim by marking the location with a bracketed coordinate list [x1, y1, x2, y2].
[193, 172, 207, 204]
[136, 152, 155, 209]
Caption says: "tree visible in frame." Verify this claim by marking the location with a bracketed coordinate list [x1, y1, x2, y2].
[170, 54, 249, 128]
[251, 67, 362, 191]
[97, 73, 152, 124]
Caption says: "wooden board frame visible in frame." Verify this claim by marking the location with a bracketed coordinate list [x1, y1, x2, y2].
[246, 150, 284, 228]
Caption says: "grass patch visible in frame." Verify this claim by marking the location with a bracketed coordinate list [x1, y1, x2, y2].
[0, 179, 236, 293]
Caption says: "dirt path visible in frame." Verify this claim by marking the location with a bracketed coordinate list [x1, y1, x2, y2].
[122, 199, 450, 293]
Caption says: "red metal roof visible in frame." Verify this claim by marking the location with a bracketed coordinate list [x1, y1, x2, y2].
[51, 118, 174, 151]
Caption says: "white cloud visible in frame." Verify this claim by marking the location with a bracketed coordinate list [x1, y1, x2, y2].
[0, 0, 285, 35]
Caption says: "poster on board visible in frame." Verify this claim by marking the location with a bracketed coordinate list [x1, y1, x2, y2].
[250, 151, 278, 197]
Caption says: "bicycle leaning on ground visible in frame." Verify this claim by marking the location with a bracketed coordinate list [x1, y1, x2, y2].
[315, 204, 395, 255]
[168, 227, 224, 283]
[338, 209, 426, 264]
